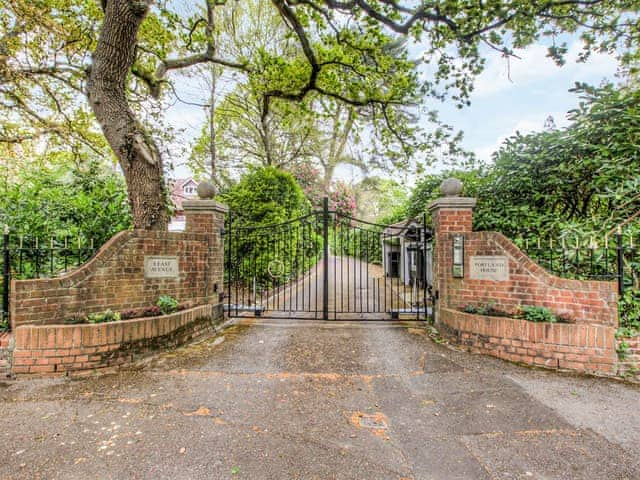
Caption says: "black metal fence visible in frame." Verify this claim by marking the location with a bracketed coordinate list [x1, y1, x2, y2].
[519, 231, 639, 295]
[1, 229, 98, 331]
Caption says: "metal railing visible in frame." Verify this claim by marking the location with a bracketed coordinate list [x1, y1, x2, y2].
[520, 231, 638, 295]
[1, 228, 98, 331]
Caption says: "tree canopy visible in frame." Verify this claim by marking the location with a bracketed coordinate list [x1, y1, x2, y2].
[3, 0, 639, 229]
[404, 82, 640, 240]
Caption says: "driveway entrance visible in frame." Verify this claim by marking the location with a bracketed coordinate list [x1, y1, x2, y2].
[225, 198, 433, 321]
[1, 320, 638, 479]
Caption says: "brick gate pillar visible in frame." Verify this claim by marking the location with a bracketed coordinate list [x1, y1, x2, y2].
[183, 184, 229, 304]
[427, 179, 476, 324]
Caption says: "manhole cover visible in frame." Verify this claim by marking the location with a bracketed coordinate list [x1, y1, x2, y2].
[358, 415, 388, 429]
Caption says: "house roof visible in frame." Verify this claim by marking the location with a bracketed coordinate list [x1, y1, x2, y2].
[169, 178, 198, 212]
[382, 217, 420, 237]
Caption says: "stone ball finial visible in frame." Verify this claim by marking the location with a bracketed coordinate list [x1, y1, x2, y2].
[440, 178, 463, 197]
[197, 181, 217, 200]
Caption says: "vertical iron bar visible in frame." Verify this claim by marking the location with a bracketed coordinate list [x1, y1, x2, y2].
[383, 232, 387, 314]
[315, 213, 319, 317]
[617, 231, 624, 295]
[366, 229, 370, 314]
[323, 197, 329, 320]
[2, 226, 10, 329]
[423, 214, 428, 321]
[302, 221, 306, 311]
[333, 214, 337, 320]
[340, 221, 344, 314]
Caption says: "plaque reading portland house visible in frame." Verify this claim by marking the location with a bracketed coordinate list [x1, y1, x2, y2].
[470, 256, 509, 281]
[144, 256, 179, 279]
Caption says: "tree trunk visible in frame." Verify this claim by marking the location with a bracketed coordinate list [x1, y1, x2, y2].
[87, 0, 168, 230]
[209, 64, 217, 184]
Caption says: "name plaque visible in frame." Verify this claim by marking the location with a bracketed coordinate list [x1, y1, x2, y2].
[144, 256, 179, 279]
[469, 256, 509, 281]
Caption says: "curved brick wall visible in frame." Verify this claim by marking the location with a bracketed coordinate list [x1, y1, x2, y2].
[10, 229, 224, 328]
[441, 307, 617, 375]
[438, 231, 618, 326]
[429, 197, 620, 378]
[11, 304, 224, 376]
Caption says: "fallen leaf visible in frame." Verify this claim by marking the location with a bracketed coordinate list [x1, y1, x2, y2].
[184, 407, 212, 417]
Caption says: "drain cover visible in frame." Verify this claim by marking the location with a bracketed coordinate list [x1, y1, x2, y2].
[358, 416, 387, 429]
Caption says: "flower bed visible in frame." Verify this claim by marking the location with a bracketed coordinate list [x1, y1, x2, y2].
[440, 307, 617, 375]
[10, 303, 224, 376]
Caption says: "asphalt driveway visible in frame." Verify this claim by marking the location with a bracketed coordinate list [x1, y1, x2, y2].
[1, 319, 638, 479]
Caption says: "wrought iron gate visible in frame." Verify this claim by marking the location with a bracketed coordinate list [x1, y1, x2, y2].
[225, 198, 434, 321]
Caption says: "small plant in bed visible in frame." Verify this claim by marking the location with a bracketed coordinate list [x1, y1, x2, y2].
[157, 295, 179, 315]
[120, 309, 140, 320]
[63, 314, 87, 325]
[461, 302, 510, 317]
[515, 305, 558, 323]
[87, 309, 121, 324]
[142, 306, 162, 317]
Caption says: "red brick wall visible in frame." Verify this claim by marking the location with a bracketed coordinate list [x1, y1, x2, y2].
[11, 304, 224, 376]
[617, 336, 640, 380]
[0, 332, 12, 377]
[10, 230, 224, 327]
[429, 197, 620, 377]
[442, 308, 617, 374]
[437, 230, 618, 326]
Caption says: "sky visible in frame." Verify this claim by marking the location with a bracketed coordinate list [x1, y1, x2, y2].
[165, 37, 620, 183]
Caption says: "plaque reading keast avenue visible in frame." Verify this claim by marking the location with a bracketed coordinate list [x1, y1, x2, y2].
[144, 256, 179, 279]
[469, 256, 509, 281]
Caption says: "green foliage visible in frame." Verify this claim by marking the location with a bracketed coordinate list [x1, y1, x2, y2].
[616, 340, 630, 360]
[516, 306, 558, 323]
[462, 303, 559, 323]
[157, 295, 179, 315]
[405, 84, 640, 242]
[222, 167, 320, 287]
[474, 84, 640, 239]
[0, 159, 131, 245]
[63, 314, 87, 325]
[461, 302, 503, 317]
[525, 306, 556, 323]
[87, 309, 121, 324]
[619, 290, 640, 335]
[331, 226, 383, 265]
[222, 166, 309, 225]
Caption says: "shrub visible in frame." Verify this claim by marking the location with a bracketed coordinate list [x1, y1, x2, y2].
[157, 295, 179, 315]
[463, 304, 476, 314]
[221, 166, 319, 287]
[619, 289, 640, 335]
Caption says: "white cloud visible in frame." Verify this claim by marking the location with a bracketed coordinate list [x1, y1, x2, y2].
[473, 111, 569, 162]
[472, 41, 618, 98]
